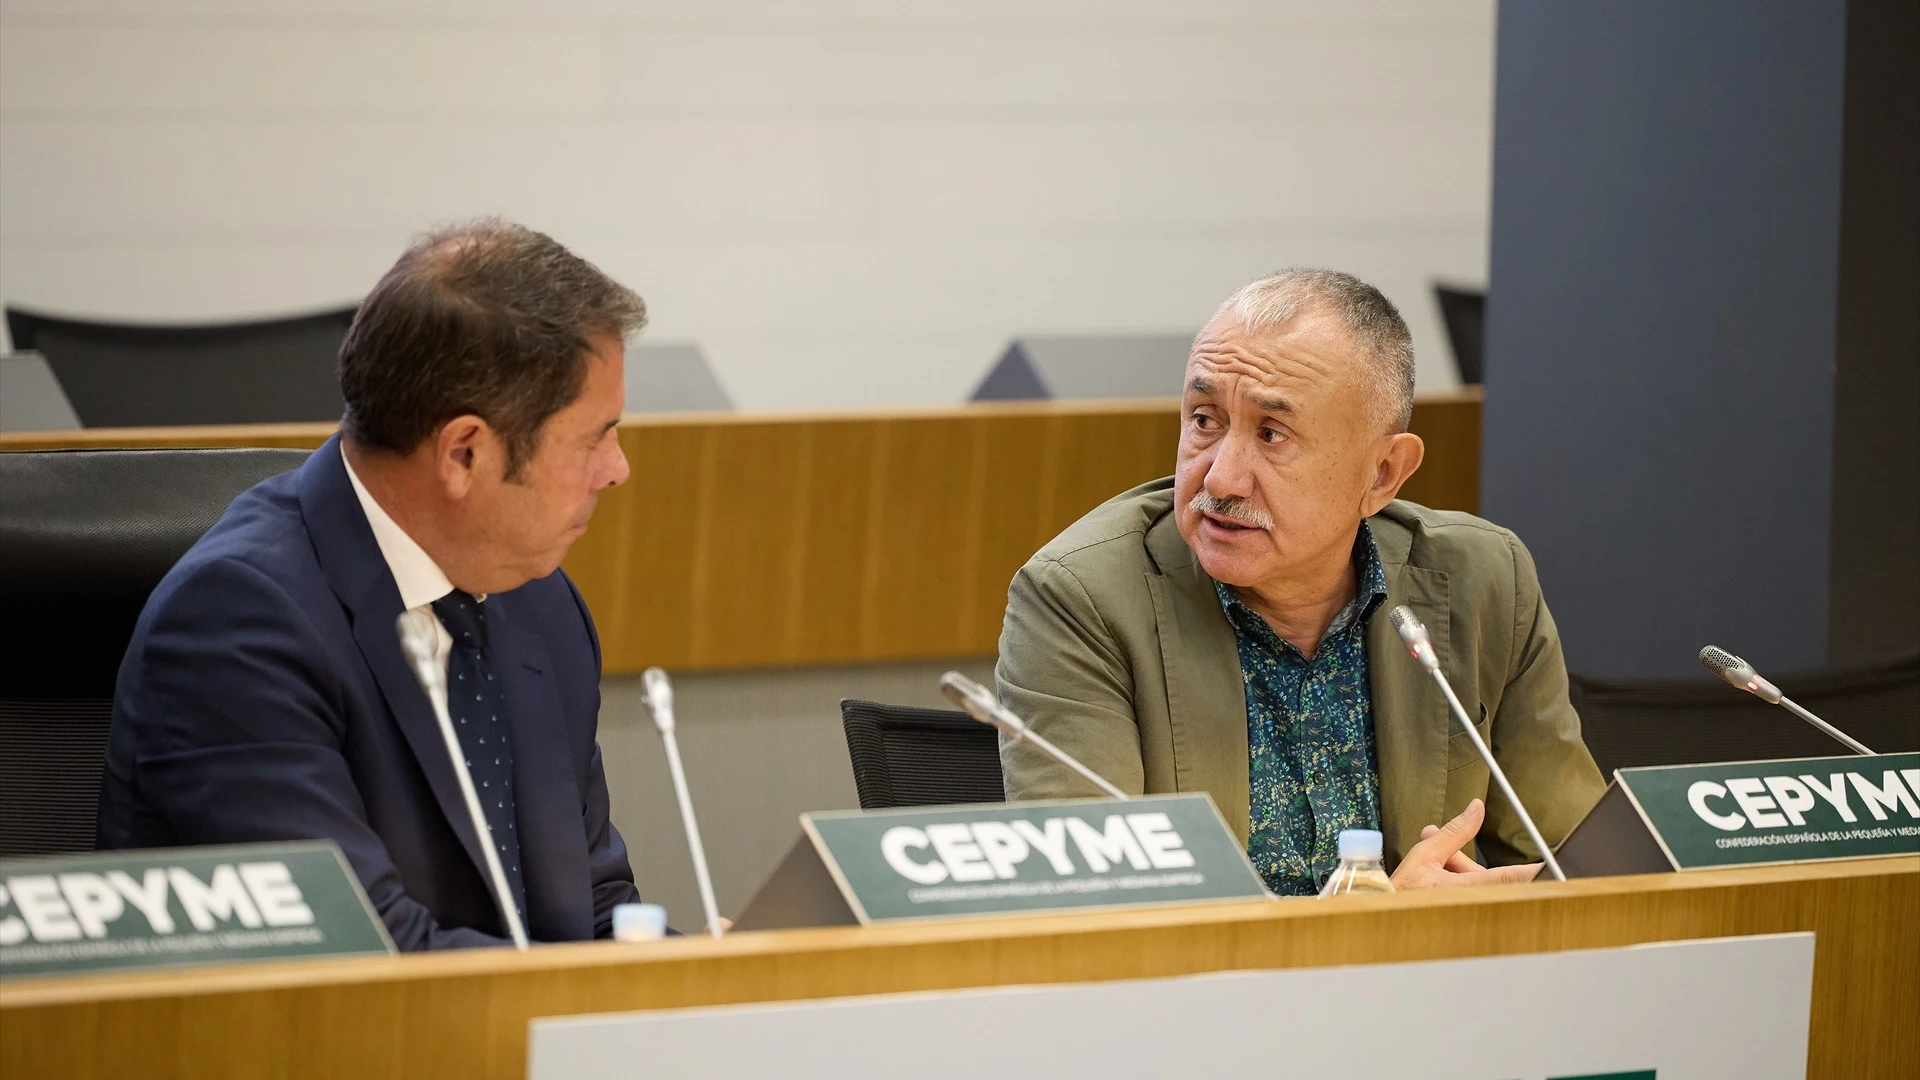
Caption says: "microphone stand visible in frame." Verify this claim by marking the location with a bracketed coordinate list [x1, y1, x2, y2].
[939, 672, 1130, 801]
[396, 612, 530, 950]
[643, 668, 724, 937]
[1389, 607, 1566, 882]
[1699, 646, 1875, 756]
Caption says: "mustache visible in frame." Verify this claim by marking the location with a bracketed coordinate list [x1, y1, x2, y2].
[1188, 492, 1274, 530]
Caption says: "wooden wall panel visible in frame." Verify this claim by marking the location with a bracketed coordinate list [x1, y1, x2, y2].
[0, 391, 1480, 673]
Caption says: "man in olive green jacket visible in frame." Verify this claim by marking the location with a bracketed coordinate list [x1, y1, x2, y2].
[997, 270, 1604, 891]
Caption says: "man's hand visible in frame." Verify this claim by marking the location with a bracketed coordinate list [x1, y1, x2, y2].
[1389, 798, 1542, 890]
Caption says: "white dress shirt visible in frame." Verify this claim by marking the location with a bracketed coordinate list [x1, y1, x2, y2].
[341, 444, 459, 672]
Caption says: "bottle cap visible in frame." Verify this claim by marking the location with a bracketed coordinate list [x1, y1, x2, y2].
[1337, 829, 1383, 861]
[612, 902, 668, 942]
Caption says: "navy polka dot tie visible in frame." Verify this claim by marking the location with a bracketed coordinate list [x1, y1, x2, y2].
[431, 589, 526, 926]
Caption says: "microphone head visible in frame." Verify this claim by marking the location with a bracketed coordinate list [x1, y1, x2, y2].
[1699, 645, 1783, 704]
[1388, 605, 1440, 671]
[395, 610, 438, 665]
[395, 610, 445, 696]
[939, 671, 1023, 736]
[641, 667, 676, 733]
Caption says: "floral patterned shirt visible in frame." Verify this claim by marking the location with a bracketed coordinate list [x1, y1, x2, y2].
[1215, 522, 1389, 895]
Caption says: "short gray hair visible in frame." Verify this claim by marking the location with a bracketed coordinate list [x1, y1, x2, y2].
[1206, 268, 1415, 432]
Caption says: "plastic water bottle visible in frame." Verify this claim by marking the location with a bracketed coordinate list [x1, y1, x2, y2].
[1318, 829, 1395, 896]
[611, 902, 669, 941]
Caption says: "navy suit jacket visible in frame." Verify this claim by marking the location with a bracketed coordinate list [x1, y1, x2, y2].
[98, 435, 642, 949]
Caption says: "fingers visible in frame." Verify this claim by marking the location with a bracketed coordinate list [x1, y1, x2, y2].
[1436, 798, 1486, 849]
[1469, 862, 1543, 886]
[1406, 799, 1485, 867]
[1420, 824, 1484, 872]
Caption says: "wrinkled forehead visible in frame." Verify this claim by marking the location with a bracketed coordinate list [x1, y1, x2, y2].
[1182, 310, 1367, 408]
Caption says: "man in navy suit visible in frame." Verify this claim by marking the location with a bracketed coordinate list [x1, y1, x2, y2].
[100, 220, 649, 949]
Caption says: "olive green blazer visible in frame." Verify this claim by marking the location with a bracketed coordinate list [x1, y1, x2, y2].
[995, 478, 1605, 869]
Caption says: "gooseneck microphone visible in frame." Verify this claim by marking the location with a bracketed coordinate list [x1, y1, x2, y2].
[641, 667, 724, 937]
[395, 611, 530, 950]
[1389, 606, 1566, 882]
[1699, 646, 1875, 756]
[939, 672, 1130, 801]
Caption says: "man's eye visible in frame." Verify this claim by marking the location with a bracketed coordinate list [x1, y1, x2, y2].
[1259, 427, 1287, 444]
[1191, 414, 1216, 431]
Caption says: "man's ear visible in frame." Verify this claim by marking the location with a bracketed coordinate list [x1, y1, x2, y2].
[1361, 432, 1425, 517]
[432, 415, 491, 499]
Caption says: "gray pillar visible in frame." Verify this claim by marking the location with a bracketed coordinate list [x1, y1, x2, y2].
[1482, 0, 1918, 679]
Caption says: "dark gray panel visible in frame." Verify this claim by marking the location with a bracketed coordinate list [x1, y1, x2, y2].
[0, 353, 80, 432]
[971, 344, 1050, 401]
[1828, 0, 1920, 665]
[9, 305, 353, 426]
[1484, 0, 1848, 678]
[625, 343, 731, 413]
[970, 334, 1193, 401]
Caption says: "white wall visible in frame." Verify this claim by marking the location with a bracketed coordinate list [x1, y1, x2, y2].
[0, 1, 1494, 408]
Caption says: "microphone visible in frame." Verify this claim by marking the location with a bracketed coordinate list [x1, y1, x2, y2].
[641, 667, 724, 938]
[938, 671, 1129, 801]
[1699, 646, 1875, 755]
[1389, 606, 1566, 882]
[395, 611, 530, 950]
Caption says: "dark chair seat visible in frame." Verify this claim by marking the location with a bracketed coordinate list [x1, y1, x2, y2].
[0, 446, 312, 857]
[1571, 654, 1920, 777]
[839, 699, 1005, 810]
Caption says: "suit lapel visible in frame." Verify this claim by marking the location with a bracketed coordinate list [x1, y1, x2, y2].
[1365, 512, 1454, 867]
[1145, 516, 1251, 845]
[485, 608, 590, 942]
[297, 437, 497, 893]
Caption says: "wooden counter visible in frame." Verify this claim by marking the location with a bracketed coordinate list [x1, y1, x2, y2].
[2, 855, 1911, 1079]
[0, 391, 1482, 673]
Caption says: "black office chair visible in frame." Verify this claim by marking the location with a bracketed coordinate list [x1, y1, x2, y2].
[1571, 654, 1920, 777]
[5, 305, 355, 427]
[1432, 284, 1485, 385]
[839, 699, 1006, 810]
[0, 446, 313, 857]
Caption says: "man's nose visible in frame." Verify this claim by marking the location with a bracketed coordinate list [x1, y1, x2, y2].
[601, 438, 630, 490]
[1203, 430, 1258, 499]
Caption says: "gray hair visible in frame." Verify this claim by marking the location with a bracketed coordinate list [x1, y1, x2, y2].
[1205, 268, 1415, 433]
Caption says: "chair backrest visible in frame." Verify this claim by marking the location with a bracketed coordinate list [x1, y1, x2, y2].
[5, 305, 356, 427]
[839, 699, 1006, 810]
[1571, 654, 1920, 777]
[0, 446, 312, 857]
[1432, 284, 1485, 385]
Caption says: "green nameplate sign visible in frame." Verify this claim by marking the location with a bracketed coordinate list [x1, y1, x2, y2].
[1556, 752, 1920, 875]
[1618, 752, 1920, 870]
[0, 841, 395, 980]
[735, 794, 1267, 930]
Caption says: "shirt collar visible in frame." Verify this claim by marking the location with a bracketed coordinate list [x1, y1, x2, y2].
[1213, 519, 1390, 643]
[340, 443, 456, 612]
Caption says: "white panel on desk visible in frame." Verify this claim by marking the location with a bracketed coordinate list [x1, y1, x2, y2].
[530, 933, 1813, 1080]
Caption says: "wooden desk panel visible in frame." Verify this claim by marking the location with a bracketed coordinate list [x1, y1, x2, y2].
[3, 857, 1912, 1079]
[0, 391, 1481, 672]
